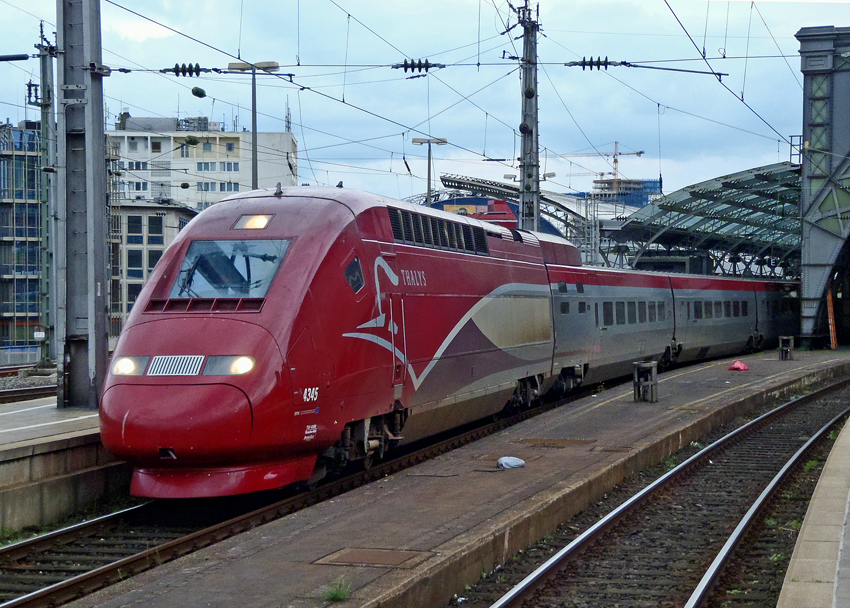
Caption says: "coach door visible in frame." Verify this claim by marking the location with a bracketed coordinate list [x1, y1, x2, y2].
[389, 293, 407, 397]
[382, 293, 407, 399]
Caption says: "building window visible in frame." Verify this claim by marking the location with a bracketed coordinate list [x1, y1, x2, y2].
[129, 140, 137, 152]
[127, 249, 143, 278]
[203, 142, 212, 152]
[127, 283, 143, 312]
[148, 249, 163, 272]
[151, 141, 161, 153]
[180, 144, 189, 158]
[225, 142, 235, 152]
[196, 182, 203, 191]
[233, 162, 239, 171]
[127, 215, 143, 244]
[148, 216, 164, 245]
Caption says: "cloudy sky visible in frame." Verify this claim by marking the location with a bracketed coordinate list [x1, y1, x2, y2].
[1, 0, 849, 200]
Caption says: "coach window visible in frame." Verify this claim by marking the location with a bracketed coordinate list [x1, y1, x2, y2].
[724, 301, 732, 317]
[627, 302, 636, 324]
[742, 301, 749, 316]
[603, 302, 614, 326]
[648, 301, 657, 323]
[714, 302, 723, 317]
[733, 301, 740, 317]
[344, 257, 365, 294]
[560, 302, 569, 315]
[595, 303, 599, 326]
[575, 282, 584, 293]
[638, 301, 647, 323]
[558, 282, 568, 293]
[578, 301, 586, 314]
[615, 302, 626, 325]
[657, 301, 665, 321]
[704, 301, 713, 319]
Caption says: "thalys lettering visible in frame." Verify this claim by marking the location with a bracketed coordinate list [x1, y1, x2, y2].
[99, 187, 799, 498]
[400, 269, 427, 287]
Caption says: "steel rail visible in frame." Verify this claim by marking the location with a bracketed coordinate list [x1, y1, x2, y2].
[0, 386, 57, 404]
[683, 404, 850, 607]
[488, 376, 850, 608]
[0, 383, 564, 608]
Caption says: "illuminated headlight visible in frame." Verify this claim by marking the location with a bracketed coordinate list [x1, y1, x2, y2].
[111, 356, 150, 376]
[203, 355, 256, 376]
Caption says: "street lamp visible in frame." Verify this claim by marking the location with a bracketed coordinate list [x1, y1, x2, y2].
[411, 137, 447, 205]
[227, 61, 280, 190]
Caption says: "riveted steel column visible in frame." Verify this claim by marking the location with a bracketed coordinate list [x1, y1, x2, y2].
[55, 0, 109, 408]
[797, 26, 850, 340]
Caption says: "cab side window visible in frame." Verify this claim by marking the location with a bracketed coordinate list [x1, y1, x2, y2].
[344, 257, 365, 293]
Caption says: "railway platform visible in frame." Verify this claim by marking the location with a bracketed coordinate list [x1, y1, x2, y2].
[0, 395, 125, 531]
[65, 348, 850, 608]
[777, 387, 850, 608]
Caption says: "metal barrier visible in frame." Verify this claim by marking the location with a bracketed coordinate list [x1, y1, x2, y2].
[633, 361, 658, 403]
[0, 346, 40, 366]
[779, 336, 794, 361]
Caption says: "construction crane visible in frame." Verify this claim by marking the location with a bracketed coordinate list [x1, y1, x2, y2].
[555, 141, 644, 181]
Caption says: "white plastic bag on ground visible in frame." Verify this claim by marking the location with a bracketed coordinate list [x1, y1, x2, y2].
[497, 456, 526, 469]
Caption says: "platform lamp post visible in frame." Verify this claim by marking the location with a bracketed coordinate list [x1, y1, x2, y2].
[412, 137, 447, 206]
[227, 61, 279, 190]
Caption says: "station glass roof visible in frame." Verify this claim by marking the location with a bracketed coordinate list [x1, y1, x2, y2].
[620, 162, 801, 272]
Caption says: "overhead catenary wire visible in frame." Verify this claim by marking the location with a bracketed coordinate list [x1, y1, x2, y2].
[103, 0, 523, 181]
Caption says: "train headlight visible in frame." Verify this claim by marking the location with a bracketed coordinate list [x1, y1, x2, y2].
[111, 356, 150, 376]
[203, 355, 256, 376]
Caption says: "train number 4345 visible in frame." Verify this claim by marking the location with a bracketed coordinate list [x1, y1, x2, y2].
[303, 387, 319, 402]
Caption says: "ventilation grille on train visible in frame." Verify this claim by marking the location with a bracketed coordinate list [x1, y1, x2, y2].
[147, 355, 204, 376]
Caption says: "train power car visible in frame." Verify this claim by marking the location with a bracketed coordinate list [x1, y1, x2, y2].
[99, 187, 798, 498]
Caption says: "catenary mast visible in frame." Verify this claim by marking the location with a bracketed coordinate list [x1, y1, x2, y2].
[517, 1, 540, 232]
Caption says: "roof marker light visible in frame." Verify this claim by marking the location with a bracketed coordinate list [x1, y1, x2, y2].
[234, 214, 272, 230]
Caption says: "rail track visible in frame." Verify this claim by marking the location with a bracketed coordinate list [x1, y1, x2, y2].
[0, 388, 563, 608]
[487, 378, 850, 608]
[0, 385, 57, 405]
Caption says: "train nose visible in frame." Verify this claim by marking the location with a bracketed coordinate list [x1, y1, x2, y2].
[100, 383, 252, 463]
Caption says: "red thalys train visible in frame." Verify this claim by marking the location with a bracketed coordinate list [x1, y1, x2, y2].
[100, 187, 798, 498]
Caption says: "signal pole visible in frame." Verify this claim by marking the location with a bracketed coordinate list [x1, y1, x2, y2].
[516, 1, 540, 232]
[34, 24, 56, 366]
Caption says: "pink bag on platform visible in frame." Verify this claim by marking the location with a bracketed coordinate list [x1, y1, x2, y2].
[728, 360, 749, 371]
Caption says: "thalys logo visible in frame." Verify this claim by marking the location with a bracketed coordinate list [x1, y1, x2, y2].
[342, 256, 549, 392]
[342, 256, 436, 389]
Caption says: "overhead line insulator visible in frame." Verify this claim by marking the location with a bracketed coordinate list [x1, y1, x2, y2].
[392, 59, 446, 73]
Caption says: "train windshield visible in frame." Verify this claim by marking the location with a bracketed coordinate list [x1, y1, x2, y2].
[169, 239, 290, 299]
